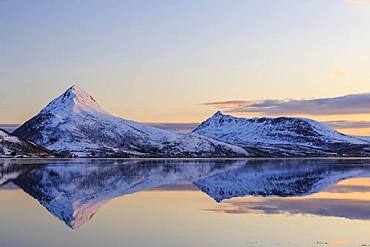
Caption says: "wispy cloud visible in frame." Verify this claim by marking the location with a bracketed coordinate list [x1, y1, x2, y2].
[349, 0, 370, 3]
[206, 198, 370, 220]
[325, 120, 370, 129]
[202, 93, 370, 116]
[326, 184, 370, 193]
[330, 70, 348, 77]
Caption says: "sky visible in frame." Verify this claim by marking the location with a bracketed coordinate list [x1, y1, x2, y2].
[1, 0, 370, 135]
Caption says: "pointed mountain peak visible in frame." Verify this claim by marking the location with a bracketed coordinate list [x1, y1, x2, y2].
[208, 111, 232, 121]
[41, 84, 104, 114]
[212, 111, 224, 117]
[64, 84, 98, 105]
[67, 84, 90, 96]
[192, 111, 231, 132]
[70, 84, 79, 89]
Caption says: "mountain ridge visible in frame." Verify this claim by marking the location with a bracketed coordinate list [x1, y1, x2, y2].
[7, 85, 370, 158]
[13, 86, 247, 158]
[0, 129, 53, 157]
[193, 111, 370, 157]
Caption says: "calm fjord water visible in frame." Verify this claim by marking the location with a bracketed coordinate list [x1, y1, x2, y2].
[1, 159, 370, 247]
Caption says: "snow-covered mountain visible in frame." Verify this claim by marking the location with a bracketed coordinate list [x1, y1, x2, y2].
[14, 86, 247, 158]
[193, 111, 370, 156]
[0, 129, 52, 157]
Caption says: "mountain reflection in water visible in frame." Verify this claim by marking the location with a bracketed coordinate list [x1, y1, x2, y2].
[1, 159, 370, 229]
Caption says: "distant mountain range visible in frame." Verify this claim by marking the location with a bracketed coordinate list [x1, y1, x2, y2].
[193, 111, 370, 157]
[12, 85, 247, 158]
[1, 85, 370, 157]
[0, 129, 53, 157]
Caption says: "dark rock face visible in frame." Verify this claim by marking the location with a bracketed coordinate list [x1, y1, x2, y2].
[14, 113, 53, 144]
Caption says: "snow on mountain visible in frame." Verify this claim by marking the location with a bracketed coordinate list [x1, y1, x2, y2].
[0, 129, 20, 144]
[193, 111, 370, 156]
[356, 136, 370, 143]
[194, 111, 367, 146]
[14, 86, 247, 157]
[0, 129, 53, 157]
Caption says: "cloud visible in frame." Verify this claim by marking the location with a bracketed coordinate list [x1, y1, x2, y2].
[325, 120, 370, 129]
[326, 184, 370, 193]
[202, 100, 253, 108]
[350, 0, 370, 3]
[330, 70, 348, 77]
[206, 198, 370, 220]
[202, 93, 370, 116]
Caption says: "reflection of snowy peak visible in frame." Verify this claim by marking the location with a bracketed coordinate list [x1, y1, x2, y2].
[14, 160, 242, 228]
[193, 112, 370, 156]
[0, 161, 41, 185]
[14, 86, 247, 158]
[10, 159, 370, 229]
[0, 129, 52, 157]
[194, 160, 370, 202]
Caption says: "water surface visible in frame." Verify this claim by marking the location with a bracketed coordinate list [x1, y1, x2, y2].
[1, 159, 370, 247]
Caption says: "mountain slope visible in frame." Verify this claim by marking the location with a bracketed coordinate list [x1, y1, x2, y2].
[0, 129, 52, 157]
[193, 111, 370, 156]
[14, 86, 247, 158]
